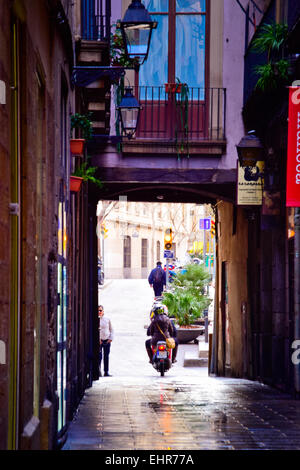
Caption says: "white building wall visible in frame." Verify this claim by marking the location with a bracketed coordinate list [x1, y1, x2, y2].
[97, 201, 204, 279]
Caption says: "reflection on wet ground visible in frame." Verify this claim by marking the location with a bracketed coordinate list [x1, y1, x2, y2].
[63, 374, 300, 450]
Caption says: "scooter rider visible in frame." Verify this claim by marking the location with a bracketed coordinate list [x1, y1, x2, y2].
[145, 304, 178, 364]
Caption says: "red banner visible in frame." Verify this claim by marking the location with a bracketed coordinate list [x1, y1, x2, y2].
[286, 87, 300, 206]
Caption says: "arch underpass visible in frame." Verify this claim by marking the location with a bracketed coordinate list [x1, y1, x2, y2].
[85, 141, 238, 384]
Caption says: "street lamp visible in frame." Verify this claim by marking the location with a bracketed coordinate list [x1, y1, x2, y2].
[117, 87, 141, 138]
[236, 130, 264, 167]
[118, 0, 157, 66]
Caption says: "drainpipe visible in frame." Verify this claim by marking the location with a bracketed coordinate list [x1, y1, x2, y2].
[294, 207, 300, 394]
[8, 20, 20, 450]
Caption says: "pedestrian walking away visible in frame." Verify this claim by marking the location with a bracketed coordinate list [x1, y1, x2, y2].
[148, 261, 166, 297]
[98, 305, 113, 377]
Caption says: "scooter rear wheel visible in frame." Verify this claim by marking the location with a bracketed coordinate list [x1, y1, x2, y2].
[160, 362, 164, 376]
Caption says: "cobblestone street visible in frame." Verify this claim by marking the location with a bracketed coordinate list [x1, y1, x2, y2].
[62, 280, 300, 451]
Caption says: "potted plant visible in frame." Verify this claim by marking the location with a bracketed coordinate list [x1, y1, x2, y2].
[162, 263, 211, 343]
[165, 78, 184, 94]
[70, 175, 83, 193]
[71, 161, 103, 190]
[70, 113, 93, 156]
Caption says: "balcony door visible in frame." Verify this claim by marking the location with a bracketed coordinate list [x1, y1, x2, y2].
[136, 0, 208, 140]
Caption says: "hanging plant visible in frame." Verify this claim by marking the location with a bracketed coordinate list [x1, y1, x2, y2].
[254, 59, 290, 92]
[175, 77, 190, 159]
[251, 22, 290, 92]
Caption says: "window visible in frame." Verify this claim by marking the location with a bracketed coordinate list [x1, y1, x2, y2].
[140, 0, 207, 90]
[123, 236, 131, 268]
[141, 238, 148, 268]
[156, 240, 161, 261]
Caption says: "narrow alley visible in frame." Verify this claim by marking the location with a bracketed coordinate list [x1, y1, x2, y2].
[62, 280, 300, 452]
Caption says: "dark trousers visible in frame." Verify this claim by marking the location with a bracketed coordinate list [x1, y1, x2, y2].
[153, 283, 164, 297]
[99, 340, 111, 373]
[145, 338, 178, 363]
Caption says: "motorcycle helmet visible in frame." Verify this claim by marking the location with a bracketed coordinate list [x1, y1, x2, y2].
[153, 305, 165, 316]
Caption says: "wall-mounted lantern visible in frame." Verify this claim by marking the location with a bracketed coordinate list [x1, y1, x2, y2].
[236, 130, 264, 167]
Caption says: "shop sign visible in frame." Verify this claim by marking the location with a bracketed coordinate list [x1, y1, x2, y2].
[286, 86, 300, 207]
[237, 161, 264, 205]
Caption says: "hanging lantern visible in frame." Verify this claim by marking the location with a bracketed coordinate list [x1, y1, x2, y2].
[117, 87, 141, 138]
[119, 0, 157, 66]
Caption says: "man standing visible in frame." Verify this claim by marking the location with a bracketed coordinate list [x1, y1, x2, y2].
[148, 261, 166, 297]
[98, 305, 113, 377]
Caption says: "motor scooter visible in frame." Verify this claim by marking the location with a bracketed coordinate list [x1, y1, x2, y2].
[151, 341, 172, 376]
[148, 299, 173, 376]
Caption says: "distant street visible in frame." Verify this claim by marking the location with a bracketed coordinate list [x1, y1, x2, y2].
[97, 279, 205, 377]
[62, 280, 300, 451]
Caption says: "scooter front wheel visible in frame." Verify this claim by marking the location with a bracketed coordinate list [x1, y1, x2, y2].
[160, 362, 164, 376]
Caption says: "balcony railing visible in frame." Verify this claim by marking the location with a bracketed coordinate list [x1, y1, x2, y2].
[81, 0, 111, 41]
[132, 86, 226, 142]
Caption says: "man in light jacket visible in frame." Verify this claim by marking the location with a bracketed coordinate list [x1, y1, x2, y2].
[98, 305, 114, 376]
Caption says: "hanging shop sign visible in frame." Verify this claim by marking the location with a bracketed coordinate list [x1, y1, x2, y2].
[237, 161, 264, 205]
[286, 86, 300, 207]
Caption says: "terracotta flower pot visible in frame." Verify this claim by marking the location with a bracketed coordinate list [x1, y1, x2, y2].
[165, 83, 182, 93]
[70, 138, 85, 156]
[70, 176, 83, 192]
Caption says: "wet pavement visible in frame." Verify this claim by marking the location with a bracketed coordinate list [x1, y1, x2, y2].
[62, 280, 300, 451]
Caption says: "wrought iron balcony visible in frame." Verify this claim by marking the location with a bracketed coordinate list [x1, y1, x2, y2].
[81, 0, 111, 41]
[131, 86, 226, 143]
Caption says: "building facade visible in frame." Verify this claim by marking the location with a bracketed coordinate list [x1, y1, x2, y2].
[0, 0, 100, 450]
[97, 201, 208, 279]
[213, 0, 300, 396]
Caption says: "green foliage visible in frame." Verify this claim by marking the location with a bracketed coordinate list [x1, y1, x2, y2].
[162, 291, 202, 326]
[250, 22, 290, 92]
[175, 77, 190, 159]
[71, 113, 93, 140]
[72, 161, 103, 189]
[162, 263, 211, 326]
[110, 26, 139, 69]
[254, 59, 290, 92]
[174, 263, 211, 301]
[251, 22, 288, 59]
